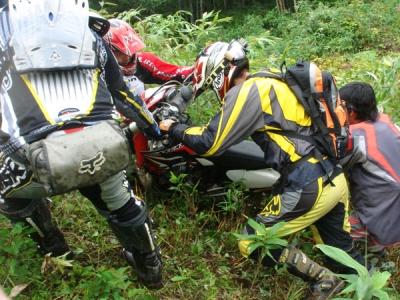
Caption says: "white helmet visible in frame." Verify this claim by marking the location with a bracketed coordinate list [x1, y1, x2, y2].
[193, 38, 249, 102]
[9, 0, 97, 73]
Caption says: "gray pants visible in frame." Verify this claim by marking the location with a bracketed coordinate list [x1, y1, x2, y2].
[0, 155, 132, 212]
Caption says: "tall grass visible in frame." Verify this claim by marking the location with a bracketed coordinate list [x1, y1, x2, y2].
[1, 1, 400, 299]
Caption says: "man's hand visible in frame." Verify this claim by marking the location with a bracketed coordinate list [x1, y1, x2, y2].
[159, 119, 177, 133]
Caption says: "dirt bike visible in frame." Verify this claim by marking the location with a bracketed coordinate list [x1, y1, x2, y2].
[123, 79, 280, 207]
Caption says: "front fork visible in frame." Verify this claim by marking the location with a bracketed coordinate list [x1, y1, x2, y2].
[133, 131, 148, 169]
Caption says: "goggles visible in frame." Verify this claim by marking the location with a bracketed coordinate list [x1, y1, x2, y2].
[227, 38, 248, 63]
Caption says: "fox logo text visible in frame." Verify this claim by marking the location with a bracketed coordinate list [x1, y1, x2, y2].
[78, 152, 106, 175]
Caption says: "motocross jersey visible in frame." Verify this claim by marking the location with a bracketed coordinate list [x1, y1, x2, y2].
[170, 76, 336, 192]
[124, 74, 146, 96]
[0, 6, 155, 155]
[340, 113, 400, 246]
[134, 52, 194, 85]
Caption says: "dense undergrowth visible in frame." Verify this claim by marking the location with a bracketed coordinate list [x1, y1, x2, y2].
[1, 0, 400, 299]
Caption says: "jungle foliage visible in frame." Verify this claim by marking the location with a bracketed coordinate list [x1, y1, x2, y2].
[1, 0, 400, 299]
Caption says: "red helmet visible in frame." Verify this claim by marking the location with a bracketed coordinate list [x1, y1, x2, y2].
[103, 19, 145, 75]
[193, 39, 249, 102]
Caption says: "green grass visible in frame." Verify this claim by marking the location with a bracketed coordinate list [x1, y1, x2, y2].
[2, 186, 400, 299]
[2, 0, 400, 299]
[0, 191, 303, 299]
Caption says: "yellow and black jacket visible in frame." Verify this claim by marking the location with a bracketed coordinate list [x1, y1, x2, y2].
[169, 75, 335, 192]
[0, 5, 155, 155]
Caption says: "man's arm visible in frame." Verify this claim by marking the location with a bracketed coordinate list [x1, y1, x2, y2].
[135, 52, 194, 85]
[168, 82, 265, 156]
[103, 42, 160, 137]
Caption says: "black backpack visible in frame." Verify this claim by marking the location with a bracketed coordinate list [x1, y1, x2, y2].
[251, 59, 349, 193]
[252, 58, 349, 162]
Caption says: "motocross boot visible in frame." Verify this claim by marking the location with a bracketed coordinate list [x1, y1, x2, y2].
[0, 198, 72, 259]
[107, 204, 163, 289]
[279, 245, 345, 300]
[368, 244, 389, 260]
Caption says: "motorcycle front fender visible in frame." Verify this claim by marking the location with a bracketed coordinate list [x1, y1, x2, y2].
[226, 168, 280, 189]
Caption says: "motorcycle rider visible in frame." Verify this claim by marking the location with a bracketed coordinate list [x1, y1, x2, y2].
[102, 18, 194, 188]
[339, 81, 400, 259]
[103, 18, 194, 96]
[159, 39, 371, 299]
[0, 0, 162, 290]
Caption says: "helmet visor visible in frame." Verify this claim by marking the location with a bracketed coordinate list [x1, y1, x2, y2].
[227, 40, 247, 64]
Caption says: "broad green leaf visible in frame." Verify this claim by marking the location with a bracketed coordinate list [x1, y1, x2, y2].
[232, 233, 260, 241]
[265, 221, 289, 236]
[171, 276, 189, 282]
[316, 244, 368, 276]
[371, 289, 390, 300]
[339, 273, 359, 282]
[50, 257, 74, 267]
[371, 271, 391, 290]
[354, 274, 373, 300]
[264, 237, 288, 247]
[247, 219, 267, 235]
[340, 280, 358, 294]
[246, 241, 265, 253]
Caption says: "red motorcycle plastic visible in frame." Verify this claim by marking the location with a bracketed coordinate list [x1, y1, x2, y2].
[124, 80, 280, 198]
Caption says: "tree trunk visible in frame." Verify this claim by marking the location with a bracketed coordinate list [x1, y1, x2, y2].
[293, 0, 298, 13]
[188, 0, 194, 23]
[276, 0, 285, 13]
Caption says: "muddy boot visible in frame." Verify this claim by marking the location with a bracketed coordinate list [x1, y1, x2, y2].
[279, 245, 345, 300]
[0, 198, 72, 258]
[108, 204, 162, 289]
[368, 244, 389, 260]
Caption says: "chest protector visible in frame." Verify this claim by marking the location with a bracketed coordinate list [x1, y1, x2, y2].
[8, 0, 97, 73]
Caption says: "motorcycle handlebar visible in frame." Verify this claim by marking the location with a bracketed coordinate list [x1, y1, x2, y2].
[124, 82, 193, 136]
[169, 85, 193, 114]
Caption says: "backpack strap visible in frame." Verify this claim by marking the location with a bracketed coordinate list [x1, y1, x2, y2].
[250, 62, 337, 189]
[321, 71, 345, 139]
[285, 60, 338, 161]
[306, 94, 337, 161]
[248, 69, 284, 81]
[267, 128, 335, 187]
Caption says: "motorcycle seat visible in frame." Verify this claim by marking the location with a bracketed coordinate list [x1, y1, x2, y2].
[210, 140, 269, 170]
